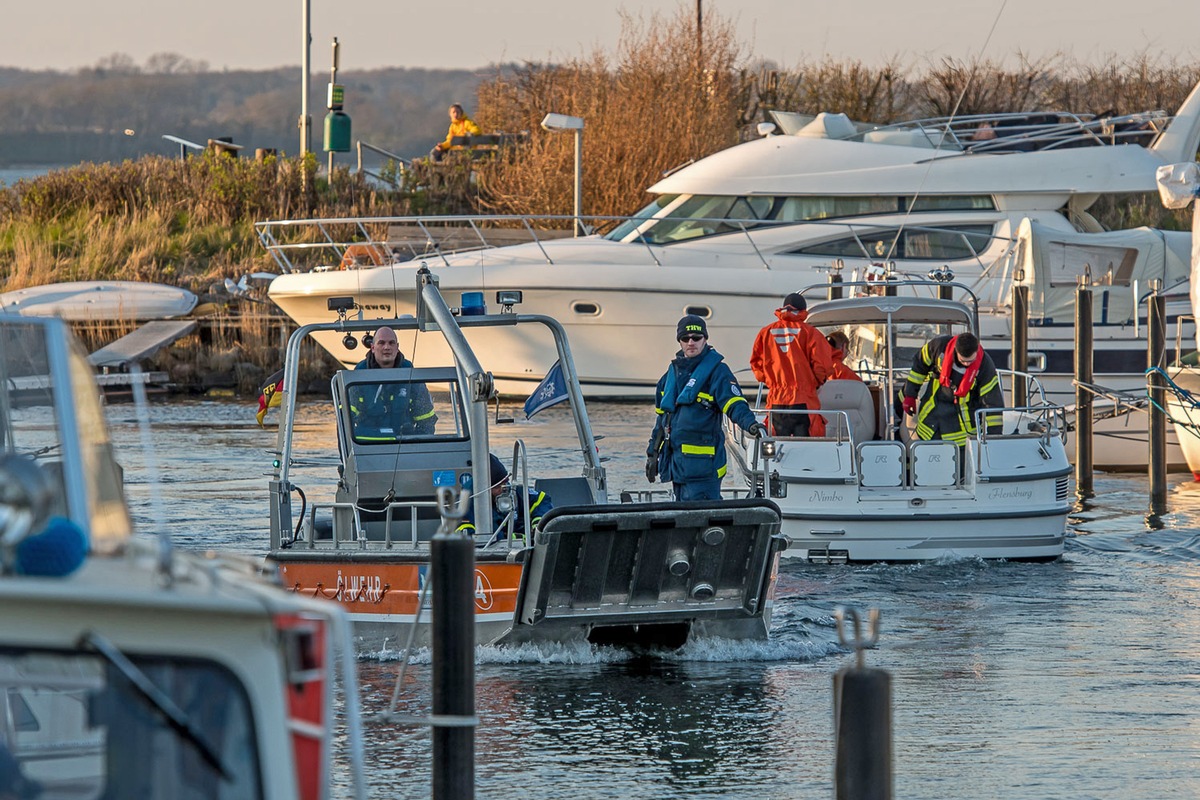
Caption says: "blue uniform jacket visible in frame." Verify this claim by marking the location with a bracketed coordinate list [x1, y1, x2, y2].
[647, 345, 758, 484]
[456, 488, 553, 538]
[351, 353, 437, 435]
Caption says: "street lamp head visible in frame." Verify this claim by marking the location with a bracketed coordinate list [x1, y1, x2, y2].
[541, 113, 585, 132]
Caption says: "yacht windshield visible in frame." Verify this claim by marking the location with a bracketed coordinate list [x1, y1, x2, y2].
[604, 194, 679, 241]
[606, 194, 996, 245]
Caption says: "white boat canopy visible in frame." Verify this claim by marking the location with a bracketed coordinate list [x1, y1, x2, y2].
[1009, 218, 1191, 324]
[806, 295, 975, 329]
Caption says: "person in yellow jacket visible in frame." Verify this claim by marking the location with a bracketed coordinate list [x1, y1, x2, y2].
[430, 103, 483, 162]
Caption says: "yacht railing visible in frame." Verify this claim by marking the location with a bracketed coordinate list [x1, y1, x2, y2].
[859, 109, 1171, 154]
[255, 214, 1018, 288]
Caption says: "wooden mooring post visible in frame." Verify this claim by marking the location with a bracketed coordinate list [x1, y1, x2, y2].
[1011, 281, 1029, 408]
[1074, 280, 1094, 499]
[431, 525, 476, 800]
[834, 608, 891, 800]
[1148, 285, 1168, 516]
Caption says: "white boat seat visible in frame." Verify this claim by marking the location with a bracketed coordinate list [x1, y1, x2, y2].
[818, 380, 876, 442]
[773, 440, 851, 480]
[858, 441, 905, 487]
[910, 441, 959, 486]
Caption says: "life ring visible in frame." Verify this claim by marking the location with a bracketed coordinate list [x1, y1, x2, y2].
[340, 244, 387, 269]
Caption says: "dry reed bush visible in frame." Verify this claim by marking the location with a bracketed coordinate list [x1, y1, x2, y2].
[915, 56, 1056, 117]
[474, 6, 745, 221]
[1043, 53, 1200, 116]
[777, 59, 913, 123]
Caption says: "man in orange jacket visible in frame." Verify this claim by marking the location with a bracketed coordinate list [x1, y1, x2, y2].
[750, 292, 835, 437]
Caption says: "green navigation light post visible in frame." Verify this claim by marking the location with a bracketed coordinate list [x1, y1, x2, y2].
[324, 37, 352, 176]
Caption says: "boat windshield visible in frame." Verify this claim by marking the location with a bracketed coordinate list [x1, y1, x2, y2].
[606, 194, 996, 245]
[787, 224, 995, 261]
[346, 378, 468, 445]
[0, 648, 262, 798]
[604, 194, 680, 241]
[0, 319, 132, 551]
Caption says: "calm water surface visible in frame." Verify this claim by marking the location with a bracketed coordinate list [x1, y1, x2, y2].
[108, 398, 1200, 800]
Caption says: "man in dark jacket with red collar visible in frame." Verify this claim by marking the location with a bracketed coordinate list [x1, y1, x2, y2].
[646, 315, 765, 501]
[901, 332, 1004, 446]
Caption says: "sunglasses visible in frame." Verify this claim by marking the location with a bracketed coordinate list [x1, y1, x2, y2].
[678, 334, 706, 343]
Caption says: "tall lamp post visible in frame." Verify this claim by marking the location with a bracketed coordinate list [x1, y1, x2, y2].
[541, 113, 585, 237]
[299, 0, 312, 159]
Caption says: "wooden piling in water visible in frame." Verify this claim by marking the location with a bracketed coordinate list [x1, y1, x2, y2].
[431, 532, 476, 800]
[1011, 283, 1029, 408]
[1148, 288, 1167, 516]
[834, 608, 891, 800]
[1075, 282, 1094, 499]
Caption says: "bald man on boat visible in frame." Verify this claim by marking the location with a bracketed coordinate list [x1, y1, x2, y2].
[351, 327, 437, 435]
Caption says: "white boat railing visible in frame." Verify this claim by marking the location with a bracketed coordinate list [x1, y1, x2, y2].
[861, 109, 1171, 154]
[255, 213, 1018, 283]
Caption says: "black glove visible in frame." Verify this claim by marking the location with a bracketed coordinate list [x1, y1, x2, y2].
[748, 422, 767, 438]
[645, 454, 658, 483]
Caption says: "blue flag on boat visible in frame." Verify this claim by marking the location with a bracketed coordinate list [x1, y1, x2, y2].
[524, 361, 570, 419]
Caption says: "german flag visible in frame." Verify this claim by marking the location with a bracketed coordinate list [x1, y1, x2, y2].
[256, 368, 285, 427]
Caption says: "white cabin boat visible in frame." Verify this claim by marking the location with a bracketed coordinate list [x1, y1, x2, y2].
[0, 280, 197, 320]
[268, 269, 786, 652]
[723, 284, 1071, 562]
[0, 314, 366, 799]
[260, 81, 1200, 471]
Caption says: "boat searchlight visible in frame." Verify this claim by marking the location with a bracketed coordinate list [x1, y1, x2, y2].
[496, 290, 523, 313]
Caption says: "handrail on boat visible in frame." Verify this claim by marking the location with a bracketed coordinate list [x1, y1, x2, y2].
[975, 404, 1067, 446]
[254, 214, 1019, 277]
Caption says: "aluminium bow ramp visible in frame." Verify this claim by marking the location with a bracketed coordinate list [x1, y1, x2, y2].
[511, 498, 787, 647]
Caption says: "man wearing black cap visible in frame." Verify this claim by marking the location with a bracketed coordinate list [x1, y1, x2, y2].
[750, 292, 834, 437]
[646, 315, 765, 501]
[457, 453, 553, 540]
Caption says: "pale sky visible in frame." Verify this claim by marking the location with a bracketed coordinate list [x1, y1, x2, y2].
[7, 0, 1198, 73]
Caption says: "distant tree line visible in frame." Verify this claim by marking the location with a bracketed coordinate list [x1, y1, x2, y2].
[0, 56, 505, 166]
